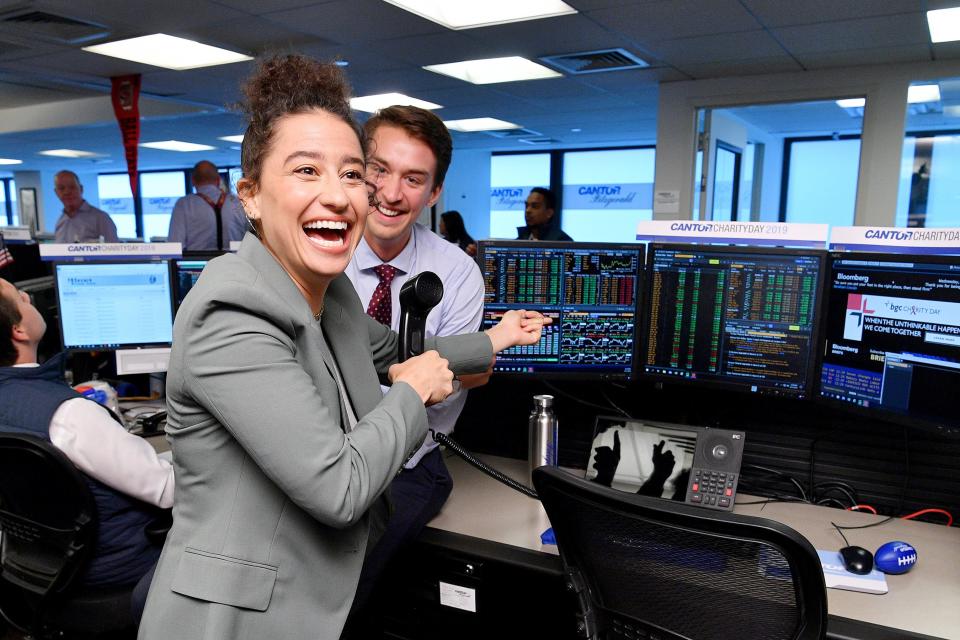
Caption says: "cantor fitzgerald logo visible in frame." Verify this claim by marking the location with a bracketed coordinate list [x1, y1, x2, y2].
[844, 294, 875, 341]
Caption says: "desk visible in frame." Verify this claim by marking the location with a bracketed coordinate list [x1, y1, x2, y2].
[424, 453, 960, 640]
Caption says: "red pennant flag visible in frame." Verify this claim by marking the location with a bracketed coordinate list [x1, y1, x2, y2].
[111, 75, 141, 197]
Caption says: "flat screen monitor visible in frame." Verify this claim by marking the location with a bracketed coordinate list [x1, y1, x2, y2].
[478, 240, 644, 379]
[818, 252, 960, 437]
[642, 244, 826, 398]
[55, 260, 174, 350]
[171, 255, 216, 310]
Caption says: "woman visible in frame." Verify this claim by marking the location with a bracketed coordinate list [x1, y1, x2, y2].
[138, 55, 547, 640]
[439, 210, 475, 254]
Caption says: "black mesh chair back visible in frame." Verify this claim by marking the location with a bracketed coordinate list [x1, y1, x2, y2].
[0, 433, 97, 597]
[533, 467, 827, 640]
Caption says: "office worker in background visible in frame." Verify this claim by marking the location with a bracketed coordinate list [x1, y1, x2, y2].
[439, 209, 476, 255]
[517, 186, 573, 241]
[0, 278, 174, 617]
[137, 56, 548, 640]
[344, 106, 489, 616]
[166, 160, 247, 251]
[53, 169, 119, 243]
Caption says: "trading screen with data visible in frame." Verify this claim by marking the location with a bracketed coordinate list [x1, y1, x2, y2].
[479, 241, 644, 379]
[643, 245, 825, 397]
[819, 253, 960, 432]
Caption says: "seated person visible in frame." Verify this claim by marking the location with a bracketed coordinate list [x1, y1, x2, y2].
[517, 187, 572, 241]
[0, 278, 173, 613]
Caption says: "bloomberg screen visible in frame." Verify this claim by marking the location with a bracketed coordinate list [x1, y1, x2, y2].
[819, 253, 960, 430]
[55, 261, 174, 350]
[479, 241, 644, 379]
[643, 245, 825, 397]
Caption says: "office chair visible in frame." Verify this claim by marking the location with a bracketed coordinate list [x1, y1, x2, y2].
[0, 433, 136, 639]
[533, 467, 827, 640]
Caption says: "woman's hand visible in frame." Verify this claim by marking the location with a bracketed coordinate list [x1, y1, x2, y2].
[388, 350, 455, 406]
[485, 310, 552, 353]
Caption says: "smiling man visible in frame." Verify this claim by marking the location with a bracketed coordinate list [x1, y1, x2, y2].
[344, 105, 487, 612]
[53, 170, 119, 243]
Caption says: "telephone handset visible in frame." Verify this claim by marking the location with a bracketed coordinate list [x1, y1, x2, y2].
[399, 272, 539, 499]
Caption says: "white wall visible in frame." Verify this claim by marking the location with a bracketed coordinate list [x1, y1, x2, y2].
[653, 59, 960, 225]
[438, 148, 491, 241]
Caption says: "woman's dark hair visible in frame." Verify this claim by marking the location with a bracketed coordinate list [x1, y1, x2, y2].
[0, 291, 21, 366]
[239, 54, 363, 188]
[440, 210, 474, 250]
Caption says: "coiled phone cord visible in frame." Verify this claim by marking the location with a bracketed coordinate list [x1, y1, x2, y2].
[431, 430, 540, 499]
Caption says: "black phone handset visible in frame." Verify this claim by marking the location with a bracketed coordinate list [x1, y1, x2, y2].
[398, 272, 539, 499]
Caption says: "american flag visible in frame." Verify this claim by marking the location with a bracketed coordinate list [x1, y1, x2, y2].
[0, 234, 13, 270]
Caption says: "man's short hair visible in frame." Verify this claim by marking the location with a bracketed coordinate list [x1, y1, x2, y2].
[530, 187, 556, 210]
[192, 161, 220, 186]
[54, 170, 81, 186]
[363, 106, 453, 188]
[0, 291, 21, 367]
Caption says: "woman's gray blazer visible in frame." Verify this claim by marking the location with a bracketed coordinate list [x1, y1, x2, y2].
[138, 234, 492, 640]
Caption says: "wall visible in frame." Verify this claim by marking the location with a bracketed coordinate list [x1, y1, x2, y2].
[653, 58, 960, 224]
[439, 148, 492, 241]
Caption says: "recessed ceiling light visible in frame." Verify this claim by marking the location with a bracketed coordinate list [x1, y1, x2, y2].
[39, 149, 105, 158]
[443, 117, 521, 132]
[83, 34, 252, 71]
[908, 84, 941, 103]
[140, 140, 216, 152]
[219, 135, 244, 144]
[0, 158, 22, 165]
[383, 0, 576, 30]
[350, 93, 442, 113]
[836, 98, 865, 109]
[424, 56, 562, 84]
[928, 7, 960, 43]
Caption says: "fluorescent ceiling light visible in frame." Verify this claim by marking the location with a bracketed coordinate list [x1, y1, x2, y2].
[350, 93, 442, 113]
[836, 85, 940, 110]
[928, 7, 960, 43]
[424, 56, 562, 84]
[218, 135, 244, 143]
[39, 149, 104, 158]
[0, 158, 22, 165]
[83, 34, 252, 70]
[836, 98, 865, 108]
[444, 117, 521, 132]
[384, 0, 576, 30]
[908, 83, 941, 103]
[140, 140, 216, 152]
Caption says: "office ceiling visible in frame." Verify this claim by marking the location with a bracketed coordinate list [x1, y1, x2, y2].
[0, 0, 956, 172]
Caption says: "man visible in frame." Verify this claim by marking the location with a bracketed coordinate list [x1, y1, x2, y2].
[517, 186, 573, 241]
[53, 170, 119, 243]
[167, 160, 246, 251]
[344, 106, 488, 609]
[0, 277, 173, 611]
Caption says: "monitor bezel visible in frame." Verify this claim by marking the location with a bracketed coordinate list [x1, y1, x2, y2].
[477, 239, 645, 381]
[639, 242, 829, 399]
[170, 251, 223, 312]
[53, 258, 176, 352]
[814, 250, 960, 439]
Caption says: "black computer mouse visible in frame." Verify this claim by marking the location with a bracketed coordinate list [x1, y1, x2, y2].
[840, 545, 874, 575]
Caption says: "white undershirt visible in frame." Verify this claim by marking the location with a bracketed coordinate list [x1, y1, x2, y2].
[15, 364, 175, 508]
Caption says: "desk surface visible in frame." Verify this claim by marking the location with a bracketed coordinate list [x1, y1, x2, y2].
[427, 453, 960, 640]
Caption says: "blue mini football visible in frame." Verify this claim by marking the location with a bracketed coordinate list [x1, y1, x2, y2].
[874, 541, 917, 574]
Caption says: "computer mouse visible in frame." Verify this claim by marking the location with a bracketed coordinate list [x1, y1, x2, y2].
[839, 545, 874, 575]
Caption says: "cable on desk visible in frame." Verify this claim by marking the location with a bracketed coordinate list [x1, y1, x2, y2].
[901, 508, 953, 527]
[598, 387, 631, 419]
[831, 516, 897, 532]
[848, 504, 877, 514]
[542, 380, 623, 417]
[814, 482, 858, 508]
[741, 464, 808, 503]
[831, 522, 852, 547]
[733, 495, 809, 506]
[431, 430, 539, 500]
[816, 497, 848, 510]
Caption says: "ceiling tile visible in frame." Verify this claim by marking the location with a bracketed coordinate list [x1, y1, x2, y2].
[676, 56, 803, 80]
[798, 44, 932, 70]
[263, 0, 447, 45]
[188, 16, 332, 55]
[651, 30, 785, 65]
[742, 0, 922, 28]
[772, 13, 930, 55]
[589, 0, 761, 42]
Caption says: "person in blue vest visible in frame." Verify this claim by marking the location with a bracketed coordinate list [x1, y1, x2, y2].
[0, 277, 174, 616]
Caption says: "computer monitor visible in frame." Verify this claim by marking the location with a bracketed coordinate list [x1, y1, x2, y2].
[642, 244, 826, 398]
[478, 240, 644, 379]
[818, 252, 960, 437]
[171, 253, 218, 310]
[54, 260, 174, 350]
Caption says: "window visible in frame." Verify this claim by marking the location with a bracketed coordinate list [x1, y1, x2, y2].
[489, 153, 550, 239]
[783, 137, 860, 226]
[561, 148, 654, 242]
[97, 174, 137, 238]
[141, 171, 187, 241]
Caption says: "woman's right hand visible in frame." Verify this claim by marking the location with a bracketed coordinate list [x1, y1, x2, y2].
[388, 350, 454, 406]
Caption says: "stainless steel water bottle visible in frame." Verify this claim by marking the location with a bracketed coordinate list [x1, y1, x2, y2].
[528, 394, 558, 485]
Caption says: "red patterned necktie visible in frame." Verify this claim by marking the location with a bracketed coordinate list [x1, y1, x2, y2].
[366, 264, 398, 326]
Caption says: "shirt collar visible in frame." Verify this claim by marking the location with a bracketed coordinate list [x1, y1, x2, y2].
[64, 200, 91, 216]
[13, 363, 40, 368]
[353, 225, 419, 275]
[196, 184, 223, 198]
